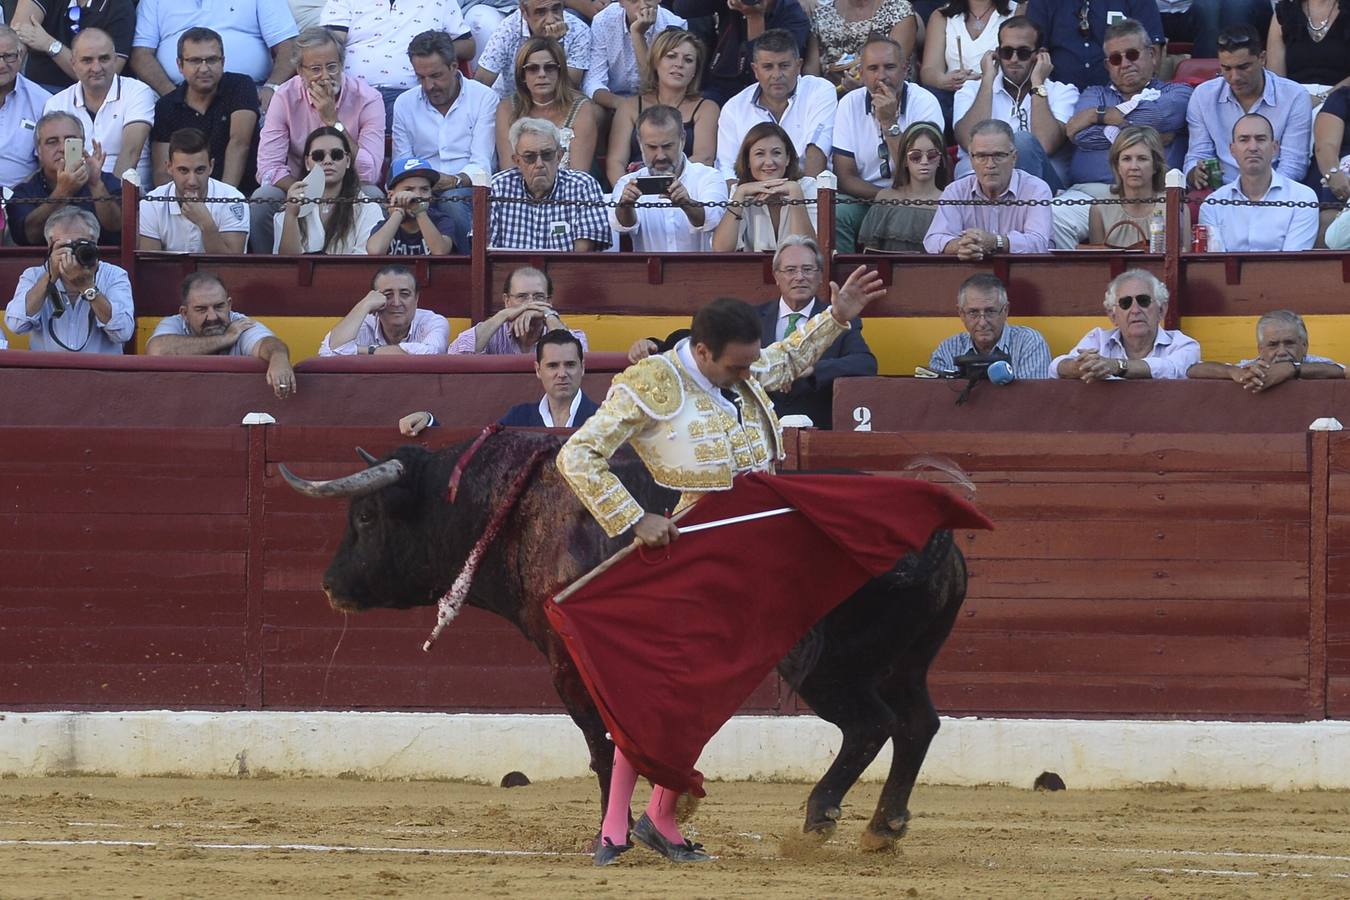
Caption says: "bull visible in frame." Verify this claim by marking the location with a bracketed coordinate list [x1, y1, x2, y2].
[282, 430, 968, 851]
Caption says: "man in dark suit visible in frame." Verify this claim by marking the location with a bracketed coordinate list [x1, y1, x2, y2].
[755, 235, 877, 428]
[499, 329, 599, 428]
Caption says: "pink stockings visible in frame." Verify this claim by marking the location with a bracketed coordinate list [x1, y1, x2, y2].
[601, 747, 686, 846]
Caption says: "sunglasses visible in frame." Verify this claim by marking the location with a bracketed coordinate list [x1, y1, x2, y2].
[1107, 47, 1143, 66]
[1215, 32, 1256, 51]
[522, 62, 560, 75]
[907, 149, 942, 163]
[519, 149, 558, 164]
[997, 46, 1036, 61]
[878, 141, 891, 180]
[309, 148, 347, 162]
[1116, 294, 1153, 310]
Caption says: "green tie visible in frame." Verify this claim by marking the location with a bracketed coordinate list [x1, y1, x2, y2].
[785, 313, 803, 337]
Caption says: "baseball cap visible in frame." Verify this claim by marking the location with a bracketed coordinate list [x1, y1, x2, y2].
[387, 156, 438, 190]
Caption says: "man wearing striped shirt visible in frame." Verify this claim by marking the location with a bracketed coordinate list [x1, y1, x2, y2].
[929, 273, 1051, 379]
[488, 117, 610, 251]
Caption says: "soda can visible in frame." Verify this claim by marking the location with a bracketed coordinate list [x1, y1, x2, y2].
[1204, 158, 1223, 189]
[1192, 224, 1209, 252]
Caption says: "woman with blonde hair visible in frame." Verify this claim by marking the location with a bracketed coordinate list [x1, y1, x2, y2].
[859, 121, 951, 252]
[494, 37, 597, 173]
[605, 29, 718, 187]
[1087, 125, 1189, 249]
[711, 122, 816, 252]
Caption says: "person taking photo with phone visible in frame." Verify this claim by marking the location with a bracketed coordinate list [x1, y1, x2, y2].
[610, 103, 727, 251]
[5, 110, 122, 246]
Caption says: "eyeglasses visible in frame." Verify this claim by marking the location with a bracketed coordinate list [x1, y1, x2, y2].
[508, 291, 549, 302]
[522, 62, 560, 75]
[309, 148, 347, 161]
[961, 307, 1007, 321]
[907, 149, 942, 163]
[1077, 0, 1092, 37]
[997, 46, 1035, 61]
[302, 62, 342, 77]
[1215, 32, 1256, 52]
[180, 55, 222, 69]
[1116, 294, 1153, 310]
[1106, 47, 1143, 66]
[518, 149, 558, 164]
[0, 50, 21, 65]
[971, 151, 1014, 163]
[775, 265, 820, 277]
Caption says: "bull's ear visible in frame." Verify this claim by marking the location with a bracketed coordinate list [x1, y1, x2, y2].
[356, 447, 380, 467]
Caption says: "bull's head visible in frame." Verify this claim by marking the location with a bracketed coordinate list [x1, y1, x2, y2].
[280, 446, 455, 613]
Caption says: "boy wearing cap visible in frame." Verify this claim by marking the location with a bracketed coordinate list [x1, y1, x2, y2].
[366, 156, 456, 255]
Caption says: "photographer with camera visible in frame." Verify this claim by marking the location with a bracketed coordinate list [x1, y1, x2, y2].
[5, 206, 134, 354]
[6, 111, 122, 247]
[365, 157, 455, 256]
[610, 104, 726, 252]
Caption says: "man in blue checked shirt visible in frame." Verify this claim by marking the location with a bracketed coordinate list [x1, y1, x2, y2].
[928, 273, 1051, 379]
[488, 117, 610, 251]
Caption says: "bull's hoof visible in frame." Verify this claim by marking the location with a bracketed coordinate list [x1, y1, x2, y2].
[803, 803, 841, 837]
[859, 813, 910, 853]
[802, 818, 837, 839]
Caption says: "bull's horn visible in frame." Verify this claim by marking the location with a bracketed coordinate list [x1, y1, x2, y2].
[278, 460, 405, 499]
[355, 447, 380, 466]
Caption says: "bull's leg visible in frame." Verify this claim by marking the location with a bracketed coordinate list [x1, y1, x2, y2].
[860, 670, 940, 852]
[801, 693, 896, 837]
[547, 644, 614, 849]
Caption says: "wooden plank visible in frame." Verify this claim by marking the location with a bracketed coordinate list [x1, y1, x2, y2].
[0, 513, 249, 552]
[951, 597, 1309, 637]
[942, 482, 1306, 520]
[1, 551, 245, 591]
[0, 664, 245, 708]
[958, 519, 1309, 562]
[1329, 676, 1350, 718]
[966, 559, 1307, 601]
[0, 474, 247, 515]
[1309, 431, 1330, 717]
[0, 627, 246, 664]
[0, 590, 246, 627]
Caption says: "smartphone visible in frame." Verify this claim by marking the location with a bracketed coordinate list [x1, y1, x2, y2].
[635, 175, 674, 195]
[64, 137, 83, 172]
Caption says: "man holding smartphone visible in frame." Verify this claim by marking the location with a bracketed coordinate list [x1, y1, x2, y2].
[610, 104, 727, 251]
[5, 110, 122, 246]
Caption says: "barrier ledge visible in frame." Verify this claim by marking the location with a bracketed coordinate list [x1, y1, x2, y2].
[294, 351, 632, 374]
[0, 349, 266, 372]
[4, 711, 1348, 790]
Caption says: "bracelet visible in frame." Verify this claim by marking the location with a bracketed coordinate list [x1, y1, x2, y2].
[729, 210, 744, 220]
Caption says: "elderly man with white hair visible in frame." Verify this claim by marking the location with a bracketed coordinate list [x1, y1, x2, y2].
[1051, 268, 1200, 380]
[488, 116, 610, 251]
[1187, 309, 1344, 392]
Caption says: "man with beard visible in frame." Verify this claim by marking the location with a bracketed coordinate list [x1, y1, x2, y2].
[610, 104, 726, 251]
[1188, 309, 1344, 391]
[1197, 112, 1317, 251]
[138, 127, 249, 253]
[929, 272, 1051, 378]
[488, 117, 609, 251]
[319, 265, 451, 356]
[832, 34, 944, 253]
[146, 272, 296, 399]
[953, 16, 1077, 193]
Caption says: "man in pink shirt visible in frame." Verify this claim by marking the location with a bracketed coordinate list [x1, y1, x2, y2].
[249, 26, 384, 252]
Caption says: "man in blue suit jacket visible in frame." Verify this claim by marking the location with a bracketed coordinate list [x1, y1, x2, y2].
[756, 236, 877, 429]
[499, 329, 600, 428]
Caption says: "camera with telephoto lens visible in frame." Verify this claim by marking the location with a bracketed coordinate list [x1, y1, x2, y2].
[67, 238, 100, 268]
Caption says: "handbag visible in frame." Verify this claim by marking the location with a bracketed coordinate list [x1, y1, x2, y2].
[1081, 216, 1149, 251]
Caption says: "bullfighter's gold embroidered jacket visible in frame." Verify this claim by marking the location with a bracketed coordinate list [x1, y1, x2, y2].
[557, 307, 849, 537]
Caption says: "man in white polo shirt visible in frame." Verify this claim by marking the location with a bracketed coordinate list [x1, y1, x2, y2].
[138, 127, 249, 253]
[610, 104, 727, 251]
[44, 29, 155, 185]
[393, 29, 499, 253]
[715, 28, 836, 182]
[832, 34, 944, 253]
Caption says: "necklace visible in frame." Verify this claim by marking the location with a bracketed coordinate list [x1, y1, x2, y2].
[967, 3, 995, 34]
[1306, 0, 1335, 38]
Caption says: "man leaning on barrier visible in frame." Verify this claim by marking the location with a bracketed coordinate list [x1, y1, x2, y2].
[1187, 309, 1344, 391]
[146, 271, 297, 399]
[929, 272, 1051, 379]
[449, 265, 588, 355]
[4, 206, 134, 354]
[489, 117, 610, 251]
[319, 264, 451, 356]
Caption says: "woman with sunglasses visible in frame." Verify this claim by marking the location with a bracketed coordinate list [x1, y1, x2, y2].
[605, 29, 718, 188]
[1087, 125, 1188, 247]
[275, 126, 382, 254]
[858, 121, 951, 251]
[711, 122, 817, 251]
[1051, 268, 1200, 380]
[495, 37, 596, 174]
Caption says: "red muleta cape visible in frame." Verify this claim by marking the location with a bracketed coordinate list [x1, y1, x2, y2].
[544, 471, 992, 796]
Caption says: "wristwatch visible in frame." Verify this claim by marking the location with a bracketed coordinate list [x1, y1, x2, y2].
[993, 234, 1006, 253]
[47, 40, 62, 56]
[1031, 84, 1048, 98]
[885, 122, 903, 137]
[1096, 102, 1107, 125]
[263, 82, 282, 92]
[1117, 358, 1127, 377]
[367, 344, 377, 355]
[1291, 360, 1302, 379]
[80, 287, 98, 302]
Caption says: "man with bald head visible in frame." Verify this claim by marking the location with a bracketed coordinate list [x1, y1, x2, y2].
[1198, 113, 1317, 251]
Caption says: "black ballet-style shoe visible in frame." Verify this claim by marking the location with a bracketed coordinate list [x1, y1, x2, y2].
[632, 813, 712, 863]
[592, 837, 632, 866]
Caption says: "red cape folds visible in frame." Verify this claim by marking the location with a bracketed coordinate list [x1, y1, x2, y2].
[543, 472, 992, 796]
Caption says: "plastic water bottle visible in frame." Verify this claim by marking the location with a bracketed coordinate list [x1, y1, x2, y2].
[1148, 208, 1166, 253]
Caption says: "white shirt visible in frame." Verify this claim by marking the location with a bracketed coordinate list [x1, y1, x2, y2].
[774, 297, 820, 342]
[271, 200, 385, 254]
[585, 3, 686, 99]
[44, 75, 156, 185]
[675, 337, 739, 420]
[716, 75, 838, 180]
[952, 77, 1079, 179]
[1198, 171, 1320, 252]
[318, 307, 451, 355]
[138, 178, 250, 252]
[391, 75, 499, 176]
[538, 390, 584, 427]
[320, 0, 470, 90]
[0, 75, 53, 189]
[608, 159, 728, 251]
[832, 83, 946, 188]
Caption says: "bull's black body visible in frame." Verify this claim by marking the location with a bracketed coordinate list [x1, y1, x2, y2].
[317, 431, 967, 850]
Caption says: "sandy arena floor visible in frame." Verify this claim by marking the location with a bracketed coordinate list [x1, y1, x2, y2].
[2, 776, 1349, 898]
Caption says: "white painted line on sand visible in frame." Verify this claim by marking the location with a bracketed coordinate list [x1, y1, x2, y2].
[0, 837, 584, 858]
[1108, 847, 1350, 864]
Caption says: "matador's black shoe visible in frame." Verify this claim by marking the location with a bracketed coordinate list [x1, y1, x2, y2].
[632, 813, 712, 863]
[592, 837, 632, 866]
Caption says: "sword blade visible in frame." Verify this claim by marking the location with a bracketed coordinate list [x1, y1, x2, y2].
[677, 506, 796, 533]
